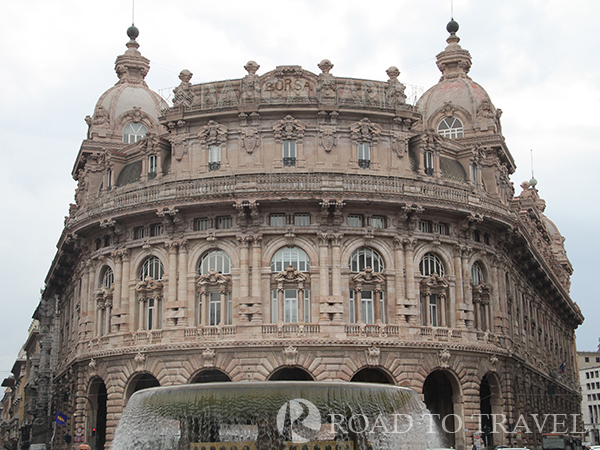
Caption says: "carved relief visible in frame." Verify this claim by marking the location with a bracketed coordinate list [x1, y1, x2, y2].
[239, 112, 260, 154]
[202, 347, 215, 367]
[197, 269, 230, 290]
[366, 346, 381, 366]
[350, 118, 383, 146]
[385, 66, 407, 108]
[318, 111, 338, 152]
[241, 61, 261, 105]
[135, 277, 163, 301]
[272, 115, 307, 144]
[284, 345, 298, 366]
[316, 59, 337, 104]
[198, 120, 228, 148]
[439, 348, 451, 369]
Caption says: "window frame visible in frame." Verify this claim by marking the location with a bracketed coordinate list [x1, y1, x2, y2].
[209, 145, 221, 171]
[349, 247, 384, 273]
[139, 256, 164, 281]
[123, 122, 148, 144]
[357, 142, 371, 169]
[271, 247, 310, 273]
[283, 140, 297, 167]
[437, 117, 464, 139]
[419, 252, 445, 277]
[199, 250, 232, 275]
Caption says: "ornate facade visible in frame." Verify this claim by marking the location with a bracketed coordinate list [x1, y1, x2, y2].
[21, 21, 583, 450]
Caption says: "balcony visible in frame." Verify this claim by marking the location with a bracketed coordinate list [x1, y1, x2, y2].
[283, 157, 296, 167]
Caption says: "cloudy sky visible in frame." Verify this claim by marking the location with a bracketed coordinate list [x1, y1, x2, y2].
[1, 0, 599, 375]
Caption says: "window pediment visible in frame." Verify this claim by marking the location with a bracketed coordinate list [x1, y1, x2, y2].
[420, 274, 449, 295]
[275, 265, 307, 288]
[472, 282, 492, 304]
[352, 267, 384, 285]
[197, 269, 230, 289]
[136, 276, 163, 300]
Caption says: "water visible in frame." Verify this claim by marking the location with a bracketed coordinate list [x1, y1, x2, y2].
[112, 381, 442, 450]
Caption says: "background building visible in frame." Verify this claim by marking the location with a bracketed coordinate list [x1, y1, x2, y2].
[8, 20, 583, 450]
[578, 345, 600, 445]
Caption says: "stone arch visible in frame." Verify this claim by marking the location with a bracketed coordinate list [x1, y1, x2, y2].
[423, 369, 464, 449]
[350, 367, 395, 384]
[124, 372, 160, 404]
[480, 372, 504, 447]
[413, 244, 454, 277]
[94, 258, 116, 288]
[339, 239, 394, 274]
[189, 368, 232, 383]
[268, 366, 315, 381]
[114, 110, 159, 138]
[427, 104, 472, 133]
[262, 236, 319, 269]
[88, 376, 108, 450]
[130, 247, 168, 279]
[187, 239, 240, 274]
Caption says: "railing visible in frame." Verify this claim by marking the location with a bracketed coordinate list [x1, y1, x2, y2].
[72, 172, 510, 224]
[184, 325, 237, 338]
[261, 324, 320, 336]
[344, 324, 399, 336]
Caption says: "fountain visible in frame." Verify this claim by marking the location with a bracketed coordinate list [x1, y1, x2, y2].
[112, 381, 442, 450]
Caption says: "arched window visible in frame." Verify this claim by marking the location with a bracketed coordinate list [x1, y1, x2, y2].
[437, 117, 464, 139]
[349, 248, 384, 273]
[419, 252, 445, 277]
[199, 250, 232, 275]
[123, 122, 148, 144]
[139, 256, 164, 280]
[471, 262, 484, 285]
[271, 247, 310, 272]
[101, 267, 114, 288]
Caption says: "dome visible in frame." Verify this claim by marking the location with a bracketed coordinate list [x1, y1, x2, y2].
[416, 21, 502, 136]
[85, 29, 168, 143]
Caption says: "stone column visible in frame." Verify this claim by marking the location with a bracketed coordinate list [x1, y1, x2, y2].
[491, 258, 501, 333]
[403, 238, 416, 303]
[177, 240, 189, 327]
[167, 242, 178, 302]
[237, 235, 250, 298]
[355, 287, 362, 323]
[81, 262, 90, 339]
[104, 304, 111, 336]
[453, 246, 465, 328]
[298, 288, 305, 324]
[199, 291, 207, 326]
[251, 235, 263, 300]
[139, 300, 145, 330]
[440, 295, 447, 327]
[424, 294, 430, 326]
[374, 287, 382, 324]
[331, 234, 343, 297]
[393, 236, 405, 323]
[318, 234, 329, 297]
[278, 288, 284, 324]
[113, 253, 123, 310]
[120, 250, 131, 332]
[220, 289, 227, 326]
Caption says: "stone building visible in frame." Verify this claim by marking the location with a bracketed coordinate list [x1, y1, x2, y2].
[578, 346, 600, 445]
[26, 20, 583, 450]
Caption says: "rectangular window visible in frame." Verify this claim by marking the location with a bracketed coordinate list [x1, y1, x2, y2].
[361, 290, 374, 324]
[424, 151, 434, 176]
[471, 165, 478, 187]
[587, 372, 590, 379]
[419, 221, 431, 233]
[358, 143, 371, 169]
[349, 290, 355, 324]
[270, 214, 286, 227]
[304, 289, 311, 323]
[283, 140, 296, 167]
[195, 218, 210, 231]
[370, 216, 385, 229]
[198, 293, 202, 325]
[271, 289, 278, 323]
[150, 223, 163, 237]
[134, 226, 147, 240]
[209, 292, 221, 326]
[148, 155, 157, 177]
[107, 169, 113, 189]
[227, 291, 233, 325]
[284, 289, 298, 324]
[436, 223, 448, 235]
[597, 357, 600, 363]
[147, 298, 155, 330]
[294, 214, 310, 226]
[348, 215, 363, 227]
[430, 294, 438, 327]
[209, 145, 221, 171]
[380, 291, 385, 323]
[217, 216, 232, 229]
[586, 357, 590, 363]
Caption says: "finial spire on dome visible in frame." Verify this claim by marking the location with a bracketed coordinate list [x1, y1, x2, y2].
[435, 18, 472, 81]
[114, 23, 150, 85]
